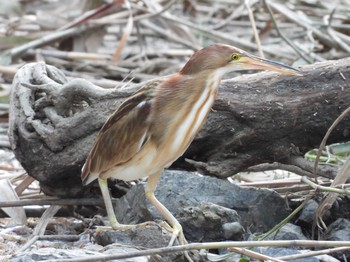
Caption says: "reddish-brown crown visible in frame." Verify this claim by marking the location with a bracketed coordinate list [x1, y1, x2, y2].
[180, 45, 236, 75]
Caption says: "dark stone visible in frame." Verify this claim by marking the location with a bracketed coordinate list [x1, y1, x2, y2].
[261, 247, 321, 262]
[115, 170, 289, 241]
[329, 197, 350, 224]
[92, 222, 207, 262]
[94, 223, 171, 247]
[266, 223, 308, 240]
[322, 218, 350, 261]
[323, 218, 350, 241]
[296, 199, 318, 226]
[93, 223, 185, 262]
[179, 202, 243, 242]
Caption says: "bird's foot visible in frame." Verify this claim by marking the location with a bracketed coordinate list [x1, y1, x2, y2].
[158, 221, 187, 246]
[158, 221, 195, 262]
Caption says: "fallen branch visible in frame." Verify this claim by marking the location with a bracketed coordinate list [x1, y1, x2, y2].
[17, 205, 61, 253]
[211, 246, 285, 262]
[45, 240, 350, 262]
[277, 246, 350, 261]
[0, 198, 111, 208]
[8, 58, 350, 196]
[1, 24, 103, 65]
[301, 176, 350, 196]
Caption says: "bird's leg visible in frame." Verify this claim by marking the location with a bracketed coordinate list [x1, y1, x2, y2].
[146, 173, 193, 262]
[98, 178, 150, 230]
[145, 172, 187, 246]
[98, 178, 119, 229]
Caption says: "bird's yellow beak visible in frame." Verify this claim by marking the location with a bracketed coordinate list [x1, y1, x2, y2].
[239, 54, 303, 76]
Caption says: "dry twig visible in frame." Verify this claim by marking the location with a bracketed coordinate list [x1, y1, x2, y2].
[45, 240, 350, 262]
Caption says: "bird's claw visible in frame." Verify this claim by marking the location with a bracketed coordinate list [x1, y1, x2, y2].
[158, 221, 186, 245]
[158, 222, 194, 262]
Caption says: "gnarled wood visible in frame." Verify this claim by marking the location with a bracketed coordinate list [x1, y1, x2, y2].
[8, 59, 350, 197]
[182, 59, 350, 179]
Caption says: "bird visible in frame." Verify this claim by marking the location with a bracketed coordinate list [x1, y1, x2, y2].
[81, 44, 301, 253]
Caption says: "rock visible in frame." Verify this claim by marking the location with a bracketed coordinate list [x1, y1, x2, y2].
[94, 223, 171, 247]
[313, 255, 340, 262]
[323, 218, 350, 241]
[93, 222, 186, 262]
[10, 247, 149, 262]
[266, 223, 308, 240]
[179, 202, 243, 241]
[114, 170, 289, 241]
[102, 246, 149, 262]
[297, 199, 319, 226]
[322, 218, 350, 261]
[261, 247, 336, 262]
[222, 222, 244, 240]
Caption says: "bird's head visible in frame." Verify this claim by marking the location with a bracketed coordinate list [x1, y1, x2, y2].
[180, 44, 302, 77]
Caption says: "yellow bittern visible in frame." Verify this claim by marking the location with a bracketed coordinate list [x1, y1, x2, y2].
[81, 44, 301, 248]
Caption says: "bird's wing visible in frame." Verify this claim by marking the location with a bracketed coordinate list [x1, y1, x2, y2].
[81, 81, 159, 183]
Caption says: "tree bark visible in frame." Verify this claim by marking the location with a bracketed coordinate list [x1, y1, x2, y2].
[181, 59, 350, 179]
[8, 59, 350, 197]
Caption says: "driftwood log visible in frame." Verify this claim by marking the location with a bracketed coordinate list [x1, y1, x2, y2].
[8, 59, 350, 197]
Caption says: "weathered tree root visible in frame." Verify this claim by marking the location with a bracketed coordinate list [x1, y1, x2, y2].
[9, 59, 350, 197]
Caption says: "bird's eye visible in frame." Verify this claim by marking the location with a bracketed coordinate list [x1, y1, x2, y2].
[231, 53, 240, 61]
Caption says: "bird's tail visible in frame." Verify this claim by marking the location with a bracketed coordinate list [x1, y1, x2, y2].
[81, 163, 99, 185]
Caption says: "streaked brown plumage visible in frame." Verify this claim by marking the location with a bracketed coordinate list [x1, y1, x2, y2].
[81, 44, 301, 259]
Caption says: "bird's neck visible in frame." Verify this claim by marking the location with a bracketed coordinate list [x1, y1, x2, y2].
[149, 69, 223, 153]
[152, 70, 222, 158]
[156, 70, 223, 120]
[163, 70, 224, 92]
[182, 70, 224, 95]
[156, 71, 223, 111]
